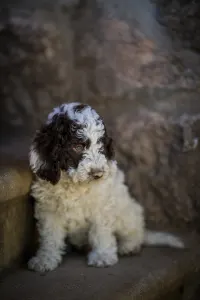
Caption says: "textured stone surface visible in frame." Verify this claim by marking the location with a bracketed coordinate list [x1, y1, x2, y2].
[0, 195, 34, 268]
[0, 149, 33, 268]
[110, 91, 200, 231]
[0, 153, 32, 203]
[0, 0, 199, 138]
[155, 0, 200, 53]
[0, 237, 200, 300]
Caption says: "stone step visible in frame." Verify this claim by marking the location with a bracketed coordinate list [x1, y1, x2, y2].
[0, 243, 200, 300]
[0, 146, 34, 270]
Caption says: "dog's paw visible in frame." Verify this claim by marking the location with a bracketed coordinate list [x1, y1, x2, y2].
[28, 256, 59, 272]
[87, 250, 118, 267]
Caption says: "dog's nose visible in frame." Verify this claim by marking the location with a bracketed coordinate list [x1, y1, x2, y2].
[90, 169, 104, 179]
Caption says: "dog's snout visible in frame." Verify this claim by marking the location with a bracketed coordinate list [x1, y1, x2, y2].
[90, 168, 104, 179]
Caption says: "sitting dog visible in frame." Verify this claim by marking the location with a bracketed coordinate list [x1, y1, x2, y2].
[28, 102, 184, 272]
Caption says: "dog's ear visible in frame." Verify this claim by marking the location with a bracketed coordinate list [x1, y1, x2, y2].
[105, 134, 115, 160]
[29, 119, 62, 185]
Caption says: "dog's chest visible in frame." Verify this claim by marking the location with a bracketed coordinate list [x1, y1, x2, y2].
[62, 192, 96, 246]
[62, 183, 108, 227]
[56, 182, 90, 212]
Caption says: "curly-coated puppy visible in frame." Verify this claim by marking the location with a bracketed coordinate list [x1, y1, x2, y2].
[28, 102, 184, 272]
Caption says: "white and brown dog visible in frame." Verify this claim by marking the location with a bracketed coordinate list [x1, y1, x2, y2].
[28, 102, 184, 272]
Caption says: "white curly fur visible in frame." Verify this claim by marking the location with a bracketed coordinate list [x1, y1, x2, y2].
[28, 103, 184, 272]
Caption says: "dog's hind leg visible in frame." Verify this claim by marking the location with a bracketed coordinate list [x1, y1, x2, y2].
[117, 228, 144, 256]
[88, 223, 118, 267]
[116, 203, 145, 256]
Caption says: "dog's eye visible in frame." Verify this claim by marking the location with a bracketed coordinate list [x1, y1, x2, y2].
[99, 146, 104, 153]
[71, 124, 78, 131]
[72, 144, 84, 153]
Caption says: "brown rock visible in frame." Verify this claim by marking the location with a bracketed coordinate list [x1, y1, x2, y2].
[0, 195, 34, 268]
[0, 149, 34, 268]
[0, 0, 199, 137]
[0, 157, 32, 203]
[114, 107, 200, 231]
[155, 0, 200, 52]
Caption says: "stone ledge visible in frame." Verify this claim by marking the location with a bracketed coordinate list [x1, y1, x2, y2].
[0, 161, 32, 203]
[0, 143, 32, 203]
[0, 195, 34, 269]
[0, 239, 200, 300]
[0, 143, 34, 268]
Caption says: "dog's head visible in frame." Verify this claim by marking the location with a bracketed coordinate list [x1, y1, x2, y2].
[29, 102, 115, 184]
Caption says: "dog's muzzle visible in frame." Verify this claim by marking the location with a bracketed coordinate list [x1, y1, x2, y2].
[89, 168, 104, 180]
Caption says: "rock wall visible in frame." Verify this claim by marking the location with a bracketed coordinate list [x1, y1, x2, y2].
[1, 0, 200, 231]
[0, 0, 199, 139]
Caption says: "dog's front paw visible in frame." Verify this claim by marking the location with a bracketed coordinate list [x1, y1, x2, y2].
[28, 256, 59, 272]
[88, 250, 118, 267]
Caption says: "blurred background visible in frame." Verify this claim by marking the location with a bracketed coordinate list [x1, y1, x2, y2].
[1, 0, 200, 230]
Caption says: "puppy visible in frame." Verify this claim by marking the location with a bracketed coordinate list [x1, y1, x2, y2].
[28, 102, 184, 272]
